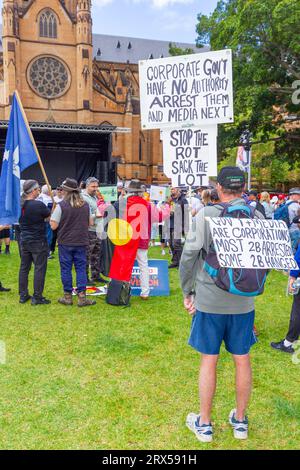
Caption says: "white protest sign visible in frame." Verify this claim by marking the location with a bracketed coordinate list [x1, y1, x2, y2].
[207, 217, 298, 270]
[139, 49, 233, 130]
[150, 185, 167, 202]
[162, 127, 217, 188]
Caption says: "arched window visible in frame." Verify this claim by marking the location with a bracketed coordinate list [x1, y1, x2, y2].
[39, 10, 58, 39]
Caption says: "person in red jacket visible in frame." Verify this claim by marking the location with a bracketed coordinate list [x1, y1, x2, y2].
[127, 180, 170, 299]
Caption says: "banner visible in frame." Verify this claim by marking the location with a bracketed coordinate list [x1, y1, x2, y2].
[207, 217, 298, 270]
[130, 260, 170, 296]
[236, 146, 250, 172]
[150, 185, 167, 202]
[99, 185, 118, 202]
[162, 127, 217, 188]
[139, 49, 233, 130]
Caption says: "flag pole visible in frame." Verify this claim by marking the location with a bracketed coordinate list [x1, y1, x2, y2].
[14, 90, 54, 201]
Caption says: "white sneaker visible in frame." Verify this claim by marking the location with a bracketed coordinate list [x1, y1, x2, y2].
[186, 412, 213, 443]
[229, 409, 248, 439]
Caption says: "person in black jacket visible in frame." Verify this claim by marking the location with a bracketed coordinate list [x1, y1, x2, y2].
[168, 187, 189, 268]
[19, 180, 51, 305]
[248, 190, 266, 218]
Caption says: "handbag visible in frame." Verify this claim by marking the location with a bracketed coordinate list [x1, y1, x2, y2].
[106, 279, 131, 306]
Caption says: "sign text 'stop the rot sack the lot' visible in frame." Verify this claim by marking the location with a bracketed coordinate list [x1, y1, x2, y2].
[139, 49, 234, 130]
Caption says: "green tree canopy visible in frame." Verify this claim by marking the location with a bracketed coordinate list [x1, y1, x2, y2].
[196, 0, 300, 168]
[168, 43, 196, 56]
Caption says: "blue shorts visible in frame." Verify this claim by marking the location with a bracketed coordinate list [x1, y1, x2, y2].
[189, 310, 257, 356]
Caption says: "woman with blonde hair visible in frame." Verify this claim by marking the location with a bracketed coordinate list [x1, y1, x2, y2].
[260, 191, 274, 219]
[201, 189, 212, 207]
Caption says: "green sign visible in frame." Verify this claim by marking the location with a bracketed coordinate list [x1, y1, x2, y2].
[99, 186, 118, 202]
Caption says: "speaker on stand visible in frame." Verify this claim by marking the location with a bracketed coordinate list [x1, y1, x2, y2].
[97, 161, 109, 184]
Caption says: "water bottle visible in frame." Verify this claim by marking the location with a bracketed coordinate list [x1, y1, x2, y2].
[291, 278, 300, 295]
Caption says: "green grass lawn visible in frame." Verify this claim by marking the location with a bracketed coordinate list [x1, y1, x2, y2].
[0, 242, 300, 450]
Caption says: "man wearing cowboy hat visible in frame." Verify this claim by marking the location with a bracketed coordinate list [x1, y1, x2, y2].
[50, 178, 96, 307]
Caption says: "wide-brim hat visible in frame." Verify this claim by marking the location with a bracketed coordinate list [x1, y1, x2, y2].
[289, 187, 300, 196]
[127, 179, 145, 193]
[61, 178, 79, 192]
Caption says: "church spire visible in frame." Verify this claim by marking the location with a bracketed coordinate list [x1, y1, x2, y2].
[2, 0, 18, 38]
[76, 0, 92, 45]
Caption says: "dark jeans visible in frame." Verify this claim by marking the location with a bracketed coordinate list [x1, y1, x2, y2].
[50, 229, 58, 253]
[59, 245, 87, 293]
[169, 228, 183, 266]
[46, 222, 53, 255]
[13, 225, 22, 257]
[86, 231, 102, 280]
[19, 240, 48, 299]
[286, 290, 300, 343]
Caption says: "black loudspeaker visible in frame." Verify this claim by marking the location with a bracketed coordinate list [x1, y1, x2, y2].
[97, 161, 109, 184]
[109, 162, 117, 185]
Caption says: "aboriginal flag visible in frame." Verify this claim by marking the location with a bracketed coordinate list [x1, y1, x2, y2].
[107, 196, 149, 282]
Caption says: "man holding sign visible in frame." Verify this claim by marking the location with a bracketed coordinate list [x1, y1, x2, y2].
[179, 167, 264, 443]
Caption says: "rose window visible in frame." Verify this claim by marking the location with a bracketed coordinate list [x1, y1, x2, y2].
[27, 56, 70, 99]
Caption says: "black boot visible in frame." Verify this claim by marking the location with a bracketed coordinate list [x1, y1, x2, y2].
[0, 282, 11, 292]
[31, 296, 51, 306]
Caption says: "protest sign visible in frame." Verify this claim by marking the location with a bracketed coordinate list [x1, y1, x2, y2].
[150, 185, 167, 202]
[162, 127, 217, 188]
[207, 217, 298, 270]
[139, 49, 233, 130]
[99, 186, 118, 202]
[131, 259, 170, 296]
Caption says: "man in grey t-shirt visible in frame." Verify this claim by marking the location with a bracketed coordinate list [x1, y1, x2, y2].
[82, 177, 105, 284]
[180, 167, 263, 444]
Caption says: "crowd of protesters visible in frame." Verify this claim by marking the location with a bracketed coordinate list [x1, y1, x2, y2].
[0, 167, 300, 444]
[1, 180, 300, 303]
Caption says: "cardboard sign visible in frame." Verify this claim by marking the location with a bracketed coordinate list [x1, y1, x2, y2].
[139, 49, 233, 130]
[150, 185, 167, 202]
[207, 217, 298, 270]
[130, 259, 170, 296]
[162, 127, 217, 188]
[99, 186, 118, 202]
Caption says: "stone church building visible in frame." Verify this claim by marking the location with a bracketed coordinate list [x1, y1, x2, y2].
[0, 0, 202, 186]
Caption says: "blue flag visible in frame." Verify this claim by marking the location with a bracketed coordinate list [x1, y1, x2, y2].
[0, 93, 39, 225]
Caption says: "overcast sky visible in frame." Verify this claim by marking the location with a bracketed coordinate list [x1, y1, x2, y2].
[0, 0, 218, 44]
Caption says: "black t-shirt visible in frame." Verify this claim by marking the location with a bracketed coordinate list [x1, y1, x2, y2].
[19, 200, 51, 242]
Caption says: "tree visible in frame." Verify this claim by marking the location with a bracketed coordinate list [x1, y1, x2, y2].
[169, 43, 196, 56]
[196, 0, 300, 171]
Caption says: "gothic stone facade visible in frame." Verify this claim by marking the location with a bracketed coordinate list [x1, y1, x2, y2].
[0, 0, 166, 184]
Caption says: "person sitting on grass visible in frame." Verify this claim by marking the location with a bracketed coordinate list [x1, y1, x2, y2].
[50, 178, 96, 308]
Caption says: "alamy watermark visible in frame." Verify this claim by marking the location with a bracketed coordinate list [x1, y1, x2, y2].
[292, 80, 300, 105]
[292, 340, 300, 365]
[0, 340, 6, 365]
